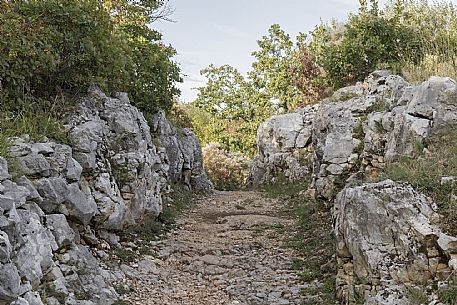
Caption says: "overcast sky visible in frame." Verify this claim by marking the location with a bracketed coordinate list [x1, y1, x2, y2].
[154, 0, 394, 102]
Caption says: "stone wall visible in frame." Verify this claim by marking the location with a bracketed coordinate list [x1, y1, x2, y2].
[250, 71, 457, 304]
[0, 87, 211, 305]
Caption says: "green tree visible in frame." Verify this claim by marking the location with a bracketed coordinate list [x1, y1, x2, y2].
[0, 0, 181, 125]
[249, 24, 302, 112]
[192, 25, 313, 156]
[193, 64, 271, 156]
[307, 0, 424, 88]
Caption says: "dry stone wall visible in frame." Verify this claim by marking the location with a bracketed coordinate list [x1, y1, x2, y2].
[251, 71, 457, 304]
[0, 87, 211, 305]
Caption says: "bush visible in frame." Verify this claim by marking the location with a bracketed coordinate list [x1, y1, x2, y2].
[307, 0, 457, 88]
[186, 104, 259, 157]
[0, 0, 181, 146]
[0, 0, 127, 103]
[307, 2, 424, 88]
[202, 142, 250, 190]
[168, 103, 194, 129]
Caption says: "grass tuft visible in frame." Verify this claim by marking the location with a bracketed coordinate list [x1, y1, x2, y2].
[383, 130, 457, 235]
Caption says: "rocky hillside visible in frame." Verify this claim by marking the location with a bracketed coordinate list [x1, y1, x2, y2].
[251, 71, 457, 304]
[0, 87, 211, 305]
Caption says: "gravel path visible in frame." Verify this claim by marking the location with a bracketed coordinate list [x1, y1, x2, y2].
[120, 191, 309, 305]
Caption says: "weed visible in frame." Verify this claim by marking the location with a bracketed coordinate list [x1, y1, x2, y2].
[440, 277, 457, 305]
[414, 139, 425, 156]
[260, 175, 309, 199]
[41, 282, 67, 302]
[407, 286, 429, 304]
[0, 96, 72, 147]
[374, 120, 385, 134]
[75, 290, 91, 300]
[114, 285, 129, 295]
[366, 99, 387, 113]
[382, 130, 457, 234]
[261, 178, 336, 304]
[352, 121, 365, 141]
[111, 162, 131, 189]
[114, 248, 137, 264]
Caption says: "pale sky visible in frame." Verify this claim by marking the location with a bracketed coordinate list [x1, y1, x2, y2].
[153, 0, 407, 102]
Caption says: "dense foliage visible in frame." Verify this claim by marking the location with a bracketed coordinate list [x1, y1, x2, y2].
[202, 142, 250, 191]
[191, 0, 457, 159]
[191, 25, 304, 156]
[308, 0, 424, 88]
[0, 0, 181, 146]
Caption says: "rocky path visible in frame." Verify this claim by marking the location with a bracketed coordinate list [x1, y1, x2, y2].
[120, 191, 308, 305]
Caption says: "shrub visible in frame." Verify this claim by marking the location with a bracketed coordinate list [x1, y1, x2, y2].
[307, 0, 457, 88]
[186, 104, 260, 157]
[290, 45, 327, 106]
[168, 103, 194, 129]
[307, 2, 424, 88]
[202, 142, 250, 190]
[0, 0, 127, 103]
[0, 0, 181, 146]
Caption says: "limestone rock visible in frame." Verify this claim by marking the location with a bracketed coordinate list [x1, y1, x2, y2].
[64, 183, 97, 225]
[0, 230, 12, 263]
[33, 177, 68, 213]
[0, 263, 22, 304]
[0, 86, 212, 304]
[45, 214, 76, 248]
[0, 157, 10, 181]
[151, 110, 212, 193]
[334, 180, 457, 304]
[13, 210, 56, 286]
[250, 105, 318, 185]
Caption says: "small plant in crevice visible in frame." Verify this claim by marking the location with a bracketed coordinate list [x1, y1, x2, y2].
[440, 276, 457, 305]
[374, 120, 384, 134]
[406, 285, 430, 305]
[366, 98, 388, 114]
[352, 120, 366, 142]
[114, 284, 130, 296]
[110, 162, 131, 190]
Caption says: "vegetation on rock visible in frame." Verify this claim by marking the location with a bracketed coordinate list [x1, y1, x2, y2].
[190, 0, 457, 163]
[0, 0, 181, 152]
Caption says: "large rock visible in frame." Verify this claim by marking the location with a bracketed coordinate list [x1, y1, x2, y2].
[334, 180, 457, 304]
[0, 263, 22, 304]
[67, 87, 170, 227]
[0, 157, 10, 181]
[251, 72, 457, 198]
[12, 210, 56, 286]
[0, 85, 211, 304]
[250, 105, 318, 185]
[59, 245, 118, 305]
[45, 214, 76, 248]
[151, 110, 212, 193]
[385, 77, 457, 161]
